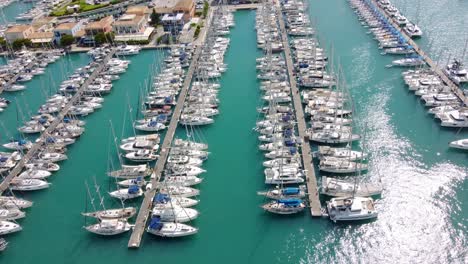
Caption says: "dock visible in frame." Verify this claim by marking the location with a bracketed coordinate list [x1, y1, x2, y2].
[275, 2, 322, 217]
[228, 3, 260, 10]
[369, 0, 467, 105]
[0, 49, 116, 194]
[127, 7, 215, 248]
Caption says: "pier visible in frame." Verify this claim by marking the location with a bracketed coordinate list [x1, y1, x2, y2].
[275, 2, 322, 217]
[369, 0, 467, 105]
[0, 49, 116, 194]
[128, 7, 215, 248]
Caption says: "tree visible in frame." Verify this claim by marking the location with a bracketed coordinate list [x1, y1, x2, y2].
[12, 38, 32, 50]
[202, 1, 209, 18]
[0, 37, 6, 48]
[94, 32, 114, 45]
[150, 9, 160, 26]
[194, 25, 201, 39]
[60, 34, 75, 46]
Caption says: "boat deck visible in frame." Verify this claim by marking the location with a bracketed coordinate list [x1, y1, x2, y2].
[275, 1, 322, 217]
[0, 50, 116, 194]
[369, 0, 467, 105]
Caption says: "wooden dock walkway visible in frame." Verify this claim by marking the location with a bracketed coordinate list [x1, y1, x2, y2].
[127, 7, 215, 248]
[0, 49, 116, 194]
[275, 2, 322, 217]
[369, 0, 467, 105]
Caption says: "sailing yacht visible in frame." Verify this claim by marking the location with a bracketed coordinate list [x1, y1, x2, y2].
[147, 217, 198, 237]
[319, 157, 368, 174]
[10, 179, 50, 191]
[85, 219, 133, 236]
[125, 150, 159, 162]
[82, 207, 136, 220]
[153, 193, 199, 208]
[151, 205, 199, 222]
[108, 164, 152, 179]
[257, 185, 307, 199]
[261, 198, 306, 214]
[109, 185, 143, 200]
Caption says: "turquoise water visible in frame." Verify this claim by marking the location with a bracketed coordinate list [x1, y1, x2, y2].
[0, 3, 467, 264]
[0, 1, 34, 25]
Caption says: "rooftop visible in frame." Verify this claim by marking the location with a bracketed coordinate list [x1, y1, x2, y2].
[54, 22, 77, 31]
[5, 25, 32, 33]
[85, 16, 113, 29]
[113, 15, 145, 26]
[126, 5, 150, 15]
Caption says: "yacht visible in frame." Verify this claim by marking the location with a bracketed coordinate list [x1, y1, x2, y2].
[261, 199, 306, 214]
[257, 185, 307, 199]
[118, 177, 146, 187]
[10, 179, 50, 191]
[319, 158, 368, 174]
[314, 146, 367, 161]
[25, 162, 60, 172]
[147, 217, 198, 237]
[153, 194, 199, 208]
[2, 139, 32, 150]
[151, 205, 199, 222]
[115, 45, 141, 56]
[120, 140, 159, 153]
[403, 22, 423, 38]
[108, 164, 152, 179]
[109, 186, 143, 200]
[18, 169, 52, 179]
[0, 221, 22, 235]
[125, 150, 159, 162]
[156, 185, 200, 198]
[85, 219, 133, 236]
[326, 197, 378, 222]
[0, 196, 33, 209]
[320, 176, 383, 197]
[0, 208, 26, 221]
[82, 207, 136, 220]
[162, 176, 203, 187]
[449, 139, 468, 150]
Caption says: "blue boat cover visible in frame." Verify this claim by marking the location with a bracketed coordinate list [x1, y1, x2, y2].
[278, 198, 302, 206]
[128, 185, 140, 194]
[149, 216, 163, 230]
[282, 187, 300, 195]
[153, 193, 170, 203]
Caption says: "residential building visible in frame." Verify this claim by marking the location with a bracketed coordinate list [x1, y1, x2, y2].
[4, 25, 34, 42]
[154, 0, 195, 22]
[161, 13, 184, 35]
[83, 16, 114, 45]
[84, 15, 114, 36]
[53, 21, 85, 43]
[113, 13, 155, 41]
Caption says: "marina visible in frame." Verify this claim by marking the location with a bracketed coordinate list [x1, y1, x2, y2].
[0, 0, 466, 263]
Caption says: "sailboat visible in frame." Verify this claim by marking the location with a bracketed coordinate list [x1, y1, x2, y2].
[147, 216, 198, 237]
[320, 176, 382, 197]
[82, 181, 137, 220]
[261, 198, 306, 214]
[257, 185, 307, 200]
[85, 219, 134, 236]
